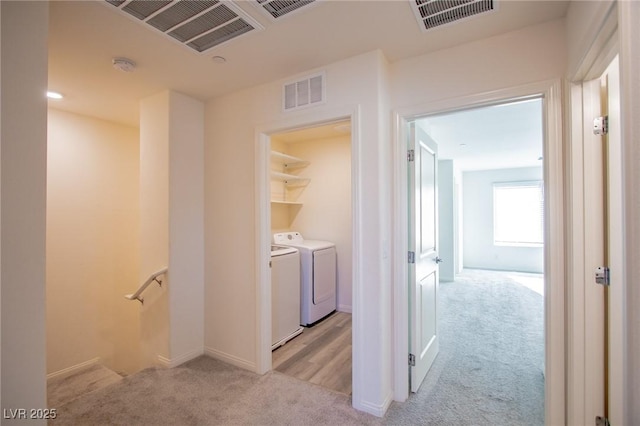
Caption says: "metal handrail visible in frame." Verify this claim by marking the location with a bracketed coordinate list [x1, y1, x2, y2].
[124, 267, 167, 304]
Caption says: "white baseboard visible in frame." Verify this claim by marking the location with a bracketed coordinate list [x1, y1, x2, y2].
[353, 391, 393, 417]
[156, 348, 204, 369]
[338, 304, 352, 314]
[204, 346, 256, 372]
[47, 357, 101, 380]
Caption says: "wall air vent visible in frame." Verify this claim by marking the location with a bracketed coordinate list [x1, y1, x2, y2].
[410, 0, 496, 31]
[283, 72, 325, 112]
[104, 0, 263, 53]
[255, 0, 317, 20]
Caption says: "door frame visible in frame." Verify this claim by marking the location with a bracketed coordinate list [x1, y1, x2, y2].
[566, 2, 625, 423]
[392, 79, 564, 425]
[254, 105, 360, 391]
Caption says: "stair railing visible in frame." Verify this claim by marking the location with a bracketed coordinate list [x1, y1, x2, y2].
[125, 267, 168, 304]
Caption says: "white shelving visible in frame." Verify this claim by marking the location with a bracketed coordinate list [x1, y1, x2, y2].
[270, 151, 310, 206]
[271, 151, 310, 170]
[270, 171, 310, 187]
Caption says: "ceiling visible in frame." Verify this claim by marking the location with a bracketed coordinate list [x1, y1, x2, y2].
[416, 98, 543, 171]
[47, 1, 569, 127]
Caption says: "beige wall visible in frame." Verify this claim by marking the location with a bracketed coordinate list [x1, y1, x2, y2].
[139, 91, 205, 368]
[285, 136, 352, 312]
[205, 50, 393, 414]
[1, 1, 48, 419]
[391, 19, 566, 106]
[46, 109, 140, 375]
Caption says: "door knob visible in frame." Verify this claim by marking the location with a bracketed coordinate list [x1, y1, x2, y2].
[434, 257, 443, 264]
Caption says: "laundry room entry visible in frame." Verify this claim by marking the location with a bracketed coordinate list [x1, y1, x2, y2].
[268, 120, 353, 394]
[269, 120, 352, 315]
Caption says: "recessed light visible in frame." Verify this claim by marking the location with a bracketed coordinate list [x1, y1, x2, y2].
[47, 91, 63, 100]
[212, 56, 226, 64]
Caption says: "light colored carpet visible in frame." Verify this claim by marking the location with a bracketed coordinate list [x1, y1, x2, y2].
[385, 268, 544, 425]
[52, 356, 381, 425]
[52, 268, 543, 425]
[48, 363, 123, 408]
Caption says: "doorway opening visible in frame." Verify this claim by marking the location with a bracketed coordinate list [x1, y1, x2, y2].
[263, 119, 354, 396]
[411, 97, 546, 423]
[393, 80, 564, 424]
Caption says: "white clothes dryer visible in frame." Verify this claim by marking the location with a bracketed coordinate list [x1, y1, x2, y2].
[273, 232, 336, 326]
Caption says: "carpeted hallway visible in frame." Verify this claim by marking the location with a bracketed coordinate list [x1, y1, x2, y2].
[51, 269, 543, 425]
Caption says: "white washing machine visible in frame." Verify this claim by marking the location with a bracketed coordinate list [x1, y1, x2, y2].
[273, 232, 336, 326]
[271, 245, 304, 349]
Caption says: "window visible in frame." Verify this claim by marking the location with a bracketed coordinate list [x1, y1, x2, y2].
[493, 181, 544, 247]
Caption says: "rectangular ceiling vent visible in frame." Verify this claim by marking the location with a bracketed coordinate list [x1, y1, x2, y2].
[283, 72, 325, 112]
[411, 0, 496, 31]
[255, 0, 317, 20]
[104, 0, 264, 54]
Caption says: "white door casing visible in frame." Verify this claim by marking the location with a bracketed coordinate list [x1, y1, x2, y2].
[408, 123, 440, 392]
[392, 79, 564, 426]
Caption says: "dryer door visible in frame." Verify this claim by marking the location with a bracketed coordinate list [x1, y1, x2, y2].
[312, 247, 336, 305]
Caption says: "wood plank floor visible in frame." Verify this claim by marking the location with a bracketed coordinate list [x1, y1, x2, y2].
[272, 312, 352, 395]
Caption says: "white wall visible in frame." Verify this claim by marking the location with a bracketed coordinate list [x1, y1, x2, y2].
[462, 167, 544, 273]
[167, 92, 205, 365]
[46, 109, 140, 376]
[139, 92, 171, 366]
[438, 160, 455, 282]
[1, 1, 48, 420]
[204, 50, 393, 415]
[391, 19, 566, 106]
[139, 91, 205, 368]
[286, 135, 352, 312]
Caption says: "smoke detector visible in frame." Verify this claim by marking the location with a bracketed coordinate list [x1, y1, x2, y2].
[112, 57, 136, 72]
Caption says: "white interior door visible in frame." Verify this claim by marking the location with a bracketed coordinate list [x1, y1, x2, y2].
[408, 122, 440, 392]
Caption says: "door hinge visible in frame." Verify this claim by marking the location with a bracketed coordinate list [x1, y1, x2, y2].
[409, 353, 416, 367]
[595, 416, 610, 426]
[408, 251, 415, 264]
[595, 266, 610, 286]
[407, 149, 415, 162]
[593, 116, 609, 135]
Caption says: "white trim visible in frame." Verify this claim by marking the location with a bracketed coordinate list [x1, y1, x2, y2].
[566, 2, 625, 423]
[337, 304, 352, 314]
[619, 3, 639, 424]
[156, 348, 204, 369]
[204, 346, 256, 372]
[254, 106, 362, 393]
[46, 357, 100, 380]
[392, 80, 565, 426]
[355, 391, 393, 418]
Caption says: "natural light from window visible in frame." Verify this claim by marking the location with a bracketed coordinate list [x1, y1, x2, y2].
[493, 181, 544, 247]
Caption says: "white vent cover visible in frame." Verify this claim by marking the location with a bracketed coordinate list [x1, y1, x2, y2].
[104, 0, 263, 53]
[254, 0, 317, 20]
[410, 0, 496, 31]
[283, 73, 325, 112]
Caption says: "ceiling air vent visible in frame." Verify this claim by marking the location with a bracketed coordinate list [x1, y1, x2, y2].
[283, 73, 325, 112]
[104, 0, 263, 53]
[255, 0, 317, 20]
[411, 0, 496, 31]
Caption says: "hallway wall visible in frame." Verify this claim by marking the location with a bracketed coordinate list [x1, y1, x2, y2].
[46, 109, 140, 375]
